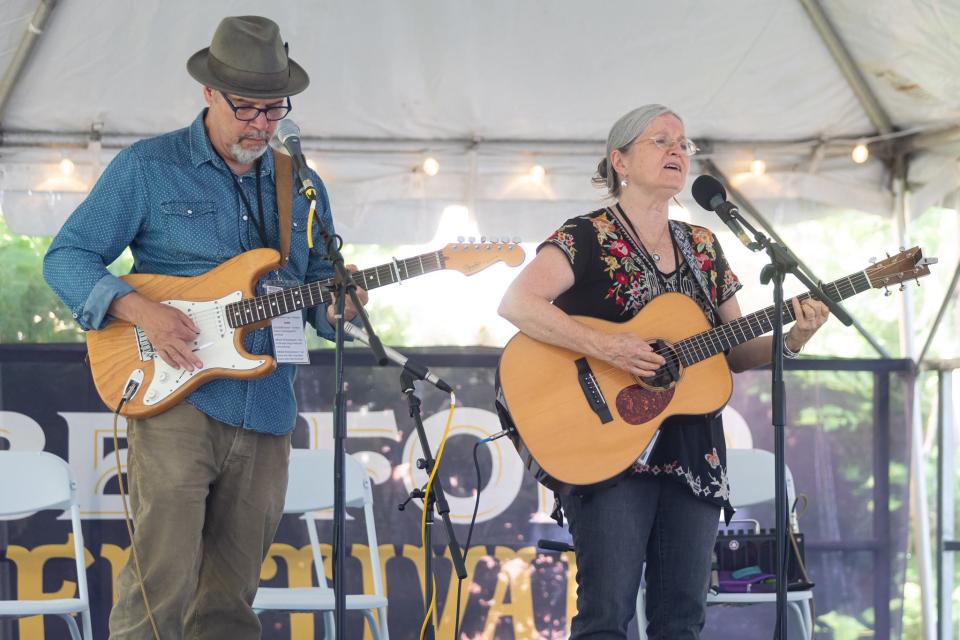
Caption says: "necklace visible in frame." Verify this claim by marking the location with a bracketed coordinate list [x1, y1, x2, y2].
[614, 204, 669, 262]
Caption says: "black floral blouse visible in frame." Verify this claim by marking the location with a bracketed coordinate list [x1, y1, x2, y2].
[541, 207, 743, 516]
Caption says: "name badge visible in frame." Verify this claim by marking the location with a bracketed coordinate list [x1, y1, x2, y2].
[264, 282, 310, 364]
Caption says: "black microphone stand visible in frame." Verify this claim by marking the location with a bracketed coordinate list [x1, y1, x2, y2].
[305, 194, 388, 640]
[725, 210, 852, 639]
[397, 370, 468, 639]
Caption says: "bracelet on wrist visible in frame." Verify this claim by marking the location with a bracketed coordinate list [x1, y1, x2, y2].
[782, 334, 802, 359]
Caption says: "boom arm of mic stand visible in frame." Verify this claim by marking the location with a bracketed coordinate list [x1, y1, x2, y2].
[729, 208, 853, 327]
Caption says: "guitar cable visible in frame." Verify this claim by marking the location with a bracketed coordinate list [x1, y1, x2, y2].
[417, 392, 456, 640]
[788, 495, 816, 639]
[454, 428, 509, 639]
[113, 381, 162, 640]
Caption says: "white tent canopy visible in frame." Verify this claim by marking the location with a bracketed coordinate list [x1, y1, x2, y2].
[1, 0, 958, 243]
[2, 3, 960, 638]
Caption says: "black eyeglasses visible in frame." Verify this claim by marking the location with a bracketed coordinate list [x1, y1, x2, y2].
[220, 92, 292, 121]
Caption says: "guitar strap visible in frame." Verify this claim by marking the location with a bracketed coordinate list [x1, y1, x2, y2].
[273, 150, 294, 267]
[669, 221, 722, 324]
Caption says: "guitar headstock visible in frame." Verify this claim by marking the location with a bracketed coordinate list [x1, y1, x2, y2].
[441, 240, 526, 275]
[866, 246, 936, 290]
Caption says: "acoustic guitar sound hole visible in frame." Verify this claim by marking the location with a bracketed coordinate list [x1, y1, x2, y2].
[639, 339, 683, 391]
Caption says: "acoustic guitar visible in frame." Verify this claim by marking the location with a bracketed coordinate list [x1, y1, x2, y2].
[496, 247, 933, 494]
[87, 241, 525, 417]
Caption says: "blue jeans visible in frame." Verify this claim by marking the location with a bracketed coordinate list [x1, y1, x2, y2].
[562, 474, 721, 639]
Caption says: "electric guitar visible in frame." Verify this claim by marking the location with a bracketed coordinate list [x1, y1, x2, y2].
[495, 247, 934, 494]
[87, 241, 525, 417]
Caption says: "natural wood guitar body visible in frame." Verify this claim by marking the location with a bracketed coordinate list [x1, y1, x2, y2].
[497, 293, 732, 493]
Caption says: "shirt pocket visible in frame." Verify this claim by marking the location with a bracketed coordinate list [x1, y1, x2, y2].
[159, 200, 225, 263]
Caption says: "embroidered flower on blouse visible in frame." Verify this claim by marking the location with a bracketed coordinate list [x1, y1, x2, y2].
[705, 448, 720, 469]
[592, 216, 616, 235]
[609, 239, 630, 257]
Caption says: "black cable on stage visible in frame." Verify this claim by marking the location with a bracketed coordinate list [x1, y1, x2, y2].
[453, 440, 485, 639]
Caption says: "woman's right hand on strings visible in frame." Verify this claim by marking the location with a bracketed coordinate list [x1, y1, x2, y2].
[598, 331, 666, 377]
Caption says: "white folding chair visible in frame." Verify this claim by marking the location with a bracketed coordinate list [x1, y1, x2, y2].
[636, 448, 814, 639]
[0, 451, 93, 640]
[253, 448, 389, 640]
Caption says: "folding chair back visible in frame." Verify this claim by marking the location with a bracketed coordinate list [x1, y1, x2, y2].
[0, 452, 93, 640]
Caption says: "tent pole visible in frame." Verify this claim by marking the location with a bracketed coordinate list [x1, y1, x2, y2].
[0, 0, 59, 125]
[894, 153, 937, 640]
[917, 259, 960, 367]
[797, 0, 894, 136]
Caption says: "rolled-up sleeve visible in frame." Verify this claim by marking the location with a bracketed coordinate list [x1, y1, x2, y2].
[43, 148, 146, 330]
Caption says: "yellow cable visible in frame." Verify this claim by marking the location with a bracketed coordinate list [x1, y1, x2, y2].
[419, 392, 457, 640]
[306, 198, 317, 249]
[113, 406, 161, 640]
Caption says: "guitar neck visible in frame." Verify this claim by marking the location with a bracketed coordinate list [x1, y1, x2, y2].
[226, 250, 444, 327]
[676, 269, 872, 367]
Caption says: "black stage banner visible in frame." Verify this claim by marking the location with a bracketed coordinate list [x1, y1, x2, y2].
[0, 345, 912, 640]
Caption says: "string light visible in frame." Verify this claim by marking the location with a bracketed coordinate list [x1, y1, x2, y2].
[851, 143, 869, 164]
[749, 159, 766, 176]
[422, 157, 440, 176]
[529, 164, 545, 183]
[59, 158, 75, 176]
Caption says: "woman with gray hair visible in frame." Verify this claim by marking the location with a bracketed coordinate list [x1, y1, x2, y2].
[498, 104, 828, 638]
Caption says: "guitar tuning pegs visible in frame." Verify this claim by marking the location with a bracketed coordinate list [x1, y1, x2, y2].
[899, 246, 905, 252]
[512, 236, 521, 244]
[886, 252, 891, 258]
[884, 287, 892, 297]
[468, 236, 476, 243]
[457, 235, 465, 243]
[899, 283, 906, 291]
[869, 257, 877, 264]
[480, 235, 487, 243]
[916, 278, 921, 287]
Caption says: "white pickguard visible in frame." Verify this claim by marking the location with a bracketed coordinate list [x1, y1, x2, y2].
[136, 291, 266, 407]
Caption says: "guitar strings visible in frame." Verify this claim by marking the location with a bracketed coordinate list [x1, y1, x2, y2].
[142, 252, 447, 326]
[625, 273, 864, 363]
[507, 286, 836, 416]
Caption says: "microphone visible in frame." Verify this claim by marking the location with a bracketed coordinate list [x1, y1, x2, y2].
[342, 323, 454, 393]
[691, 175, 758, 251]
[274, 118, 317, 199]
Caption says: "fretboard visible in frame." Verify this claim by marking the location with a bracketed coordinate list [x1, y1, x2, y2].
[674, 269, 873, 367]
[225, 251, 445, 328]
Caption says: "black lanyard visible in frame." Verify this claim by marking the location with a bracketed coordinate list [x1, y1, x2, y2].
[231, 157, 270, 250]
[612, 204, 680, 289]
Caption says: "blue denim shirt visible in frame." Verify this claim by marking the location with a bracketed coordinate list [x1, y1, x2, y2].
[44, 110, 338, 435]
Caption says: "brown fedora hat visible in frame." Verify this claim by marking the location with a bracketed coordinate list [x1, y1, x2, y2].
[187, 16, 309, 99]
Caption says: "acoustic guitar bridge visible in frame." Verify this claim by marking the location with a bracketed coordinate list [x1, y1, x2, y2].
[575, 358, 612, 424]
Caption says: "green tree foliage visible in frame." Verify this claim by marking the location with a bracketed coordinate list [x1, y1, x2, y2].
[0, 215, 82, 343]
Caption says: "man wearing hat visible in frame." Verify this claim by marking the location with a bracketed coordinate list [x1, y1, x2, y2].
[44, 16, 365, 638]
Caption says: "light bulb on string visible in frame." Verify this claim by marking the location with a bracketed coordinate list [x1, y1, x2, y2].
[529, 164, 545, 183]
[422, 157, 440, 176]
[59, 158, 75, 176]
[851, 143, 869, 164]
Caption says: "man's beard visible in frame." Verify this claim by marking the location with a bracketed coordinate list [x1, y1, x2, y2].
[229, 132, 270, 165]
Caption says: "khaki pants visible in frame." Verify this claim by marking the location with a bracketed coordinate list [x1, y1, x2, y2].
[109, 403, 291, 639]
